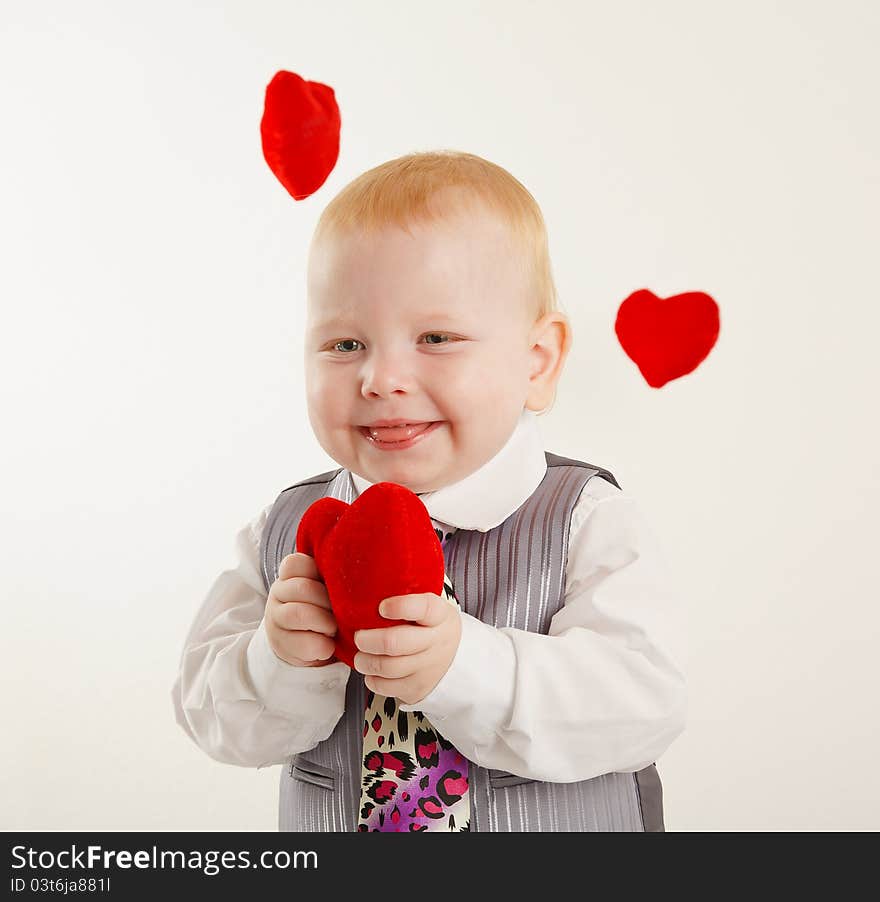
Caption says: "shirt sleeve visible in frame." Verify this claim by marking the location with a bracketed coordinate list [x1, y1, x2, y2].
[401, 476, 688, 782]
[171, 502, 352, 768]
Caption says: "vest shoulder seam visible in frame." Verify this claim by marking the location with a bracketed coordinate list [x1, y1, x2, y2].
[278, 467, 344, 494]
[544, 451, 621, 489]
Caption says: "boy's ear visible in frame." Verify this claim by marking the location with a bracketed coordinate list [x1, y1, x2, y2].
[525, 312, 572, 413]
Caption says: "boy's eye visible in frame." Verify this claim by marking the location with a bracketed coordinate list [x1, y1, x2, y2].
[329, 333, 453, 352]
[333, 339, 364, 353]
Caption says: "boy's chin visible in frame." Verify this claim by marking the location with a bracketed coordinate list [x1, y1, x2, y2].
[373, 473, 439, 495]
[356, 463, 448, 495]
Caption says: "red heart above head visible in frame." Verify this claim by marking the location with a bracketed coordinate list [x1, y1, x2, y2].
[295, 482, 445, 668]
[615, 288, 720, 388]
[260, 70, 341, 201]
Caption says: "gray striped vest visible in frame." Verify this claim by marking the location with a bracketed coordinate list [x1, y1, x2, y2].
[259, 451, 664, 831]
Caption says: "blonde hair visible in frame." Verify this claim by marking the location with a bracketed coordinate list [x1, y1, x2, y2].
[309, 149, 559, 320]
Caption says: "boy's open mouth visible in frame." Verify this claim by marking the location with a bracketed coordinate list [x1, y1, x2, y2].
[358, 422, 440, 447]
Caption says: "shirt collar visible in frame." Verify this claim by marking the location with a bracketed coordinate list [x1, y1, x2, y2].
[348, 408, 547, 532]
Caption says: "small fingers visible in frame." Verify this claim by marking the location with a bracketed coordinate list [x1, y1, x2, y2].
[289, 631, 337, 664]
[354, 625, 434, 656]
[379, 593, 450, 627]
[271, 574, 332, 610]
[271, 599, 337, 637]
[279, 552, 320, 581]
[353, 650, 430, 680]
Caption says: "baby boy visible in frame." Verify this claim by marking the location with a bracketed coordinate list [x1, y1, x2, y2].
[173, 149, 687, 832]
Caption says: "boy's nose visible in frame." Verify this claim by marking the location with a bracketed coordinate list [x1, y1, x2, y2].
[360, 356, 413, 399]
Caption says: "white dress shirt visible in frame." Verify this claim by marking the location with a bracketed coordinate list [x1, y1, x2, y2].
[172, 409, 687, 782]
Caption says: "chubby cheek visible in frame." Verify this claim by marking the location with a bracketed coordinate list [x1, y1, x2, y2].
[435, 367, 480, 417]
[440, 358, 524, 429]
[306, 369, 349, 434]
[443, 379, 522, 463]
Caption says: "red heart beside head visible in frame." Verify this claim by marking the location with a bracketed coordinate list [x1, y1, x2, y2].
[260, 70, 340, 201]
[615, 288, 720, 388]
[295, 482, 445, 667]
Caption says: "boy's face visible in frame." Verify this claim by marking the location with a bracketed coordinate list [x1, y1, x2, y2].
[304, 199, 541, 494]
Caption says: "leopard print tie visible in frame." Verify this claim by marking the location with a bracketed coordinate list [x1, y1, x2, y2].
[356, 526, 471, 832]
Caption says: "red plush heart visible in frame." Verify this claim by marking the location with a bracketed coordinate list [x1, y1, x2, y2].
[615, 288, 720, 388]
[295, 482, 445, 667]
[260, 70, 340, 201]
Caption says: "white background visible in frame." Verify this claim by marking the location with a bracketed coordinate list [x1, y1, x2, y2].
[2, 0, 877, 831]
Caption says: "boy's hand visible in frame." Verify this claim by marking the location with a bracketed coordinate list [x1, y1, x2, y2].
[352, 593, 462, 705]
[265, 552, 339, 668]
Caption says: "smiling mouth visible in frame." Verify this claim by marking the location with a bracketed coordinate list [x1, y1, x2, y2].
[360, 422, 435, 442]
[357, 421, 443, 449]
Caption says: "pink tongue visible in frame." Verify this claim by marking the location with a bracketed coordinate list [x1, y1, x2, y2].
[370, 422, 432, 442]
